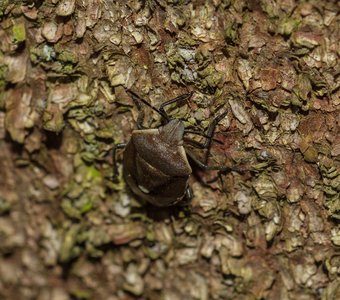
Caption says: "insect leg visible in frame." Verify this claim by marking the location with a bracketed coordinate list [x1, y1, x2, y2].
[184, 110, 228, 164]
[112, 143, 127, 179]
[201, 110, 228, 147]
[159, 91, 194, 120]
[183, 137, 207, 149]
[185, 186, 193, 201]
[176, 186, 193, 207]
[186, 149, 243, 173]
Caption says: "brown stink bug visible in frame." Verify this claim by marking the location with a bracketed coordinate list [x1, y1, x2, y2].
[112, 91, 238, 207]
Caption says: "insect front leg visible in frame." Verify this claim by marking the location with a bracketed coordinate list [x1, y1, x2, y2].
[184, 110, 228, 165]
[175, 186, 193, 207]
[185, 149, 243, 173]
[185, 186, 193, 201]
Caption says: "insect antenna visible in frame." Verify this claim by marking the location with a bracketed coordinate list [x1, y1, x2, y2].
[127, 90, 170, 122]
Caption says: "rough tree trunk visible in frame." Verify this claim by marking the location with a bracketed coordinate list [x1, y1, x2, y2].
[0, 1, 339, 299]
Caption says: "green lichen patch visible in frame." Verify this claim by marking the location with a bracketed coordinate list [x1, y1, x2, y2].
[0, 0, 339, 299]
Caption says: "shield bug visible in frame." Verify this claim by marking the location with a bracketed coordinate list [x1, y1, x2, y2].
[112, 91, 238, 207]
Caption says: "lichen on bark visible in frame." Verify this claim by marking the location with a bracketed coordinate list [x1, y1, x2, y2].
[0, 1, 339, 299]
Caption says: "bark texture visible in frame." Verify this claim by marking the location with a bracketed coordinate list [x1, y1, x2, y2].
[0, 1, 339, 299]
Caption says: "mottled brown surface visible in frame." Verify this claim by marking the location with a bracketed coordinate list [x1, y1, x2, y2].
[0, 1, 339, 299]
